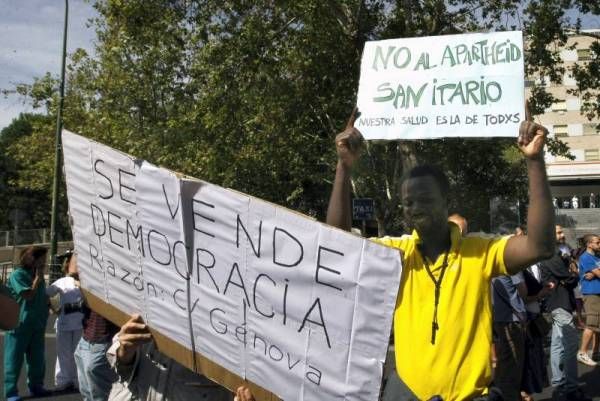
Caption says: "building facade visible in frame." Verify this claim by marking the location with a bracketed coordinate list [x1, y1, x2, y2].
[530, 30, 600, 244]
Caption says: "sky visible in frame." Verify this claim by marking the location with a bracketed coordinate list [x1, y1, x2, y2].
[0, 2, 599, 131]
[0, 0, 97, 129]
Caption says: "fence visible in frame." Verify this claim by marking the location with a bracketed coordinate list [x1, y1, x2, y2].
[0, 229, 73, 283]
[0, 228, 72, 247]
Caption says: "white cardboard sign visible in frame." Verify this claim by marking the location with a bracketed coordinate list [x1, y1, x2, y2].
[62, 130, 402, 401]
[356, 31, 525, 140]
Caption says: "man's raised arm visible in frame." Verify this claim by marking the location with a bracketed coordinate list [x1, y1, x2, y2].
[504, 107, 555, 274]
[326, 109, 364, 231]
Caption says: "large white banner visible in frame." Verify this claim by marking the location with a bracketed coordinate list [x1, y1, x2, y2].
[356, 31, 525, 140]
[62, 130, 402, 401]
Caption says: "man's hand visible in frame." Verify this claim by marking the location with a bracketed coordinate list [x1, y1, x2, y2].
[116, 314, 152, 365]
[334, 108, 364, 169]
[234, 385, 255, 401]
[538, 282, 555, 298]
[584, 271, 595, 280]
[518, 103, 548, 160]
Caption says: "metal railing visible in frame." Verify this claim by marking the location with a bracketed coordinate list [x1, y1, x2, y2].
[0, 228, 73, 284]
[0, 228, 72, 247]
[1, 261, 12, 284]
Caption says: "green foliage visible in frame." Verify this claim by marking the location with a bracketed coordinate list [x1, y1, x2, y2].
[0, 113, 70, 232]
[2, 0, 599, 234]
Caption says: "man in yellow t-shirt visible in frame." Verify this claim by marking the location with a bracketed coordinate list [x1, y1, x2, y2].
[326, 108, 555, 401]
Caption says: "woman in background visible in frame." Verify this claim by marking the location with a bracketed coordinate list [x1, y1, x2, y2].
[4, 246, 50, 401]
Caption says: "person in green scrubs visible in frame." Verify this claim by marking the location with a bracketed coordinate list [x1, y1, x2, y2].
[4, 246, 50, 401]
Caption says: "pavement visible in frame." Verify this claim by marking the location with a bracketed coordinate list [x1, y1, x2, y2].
[0, 316, 599, 401]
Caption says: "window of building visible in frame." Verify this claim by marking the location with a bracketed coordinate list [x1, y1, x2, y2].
[584, 149, 599, 161]
[583, 123, 600, 136]
[563, 73, 577, 86]
[552, 100, 567, 112]
[553, 125, 568, 137]
[578, 48, 592, 61]
[524, 79, 535, 87]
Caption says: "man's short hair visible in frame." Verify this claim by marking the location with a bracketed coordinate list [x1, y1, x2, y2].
[400, 164, 450, 198]
[583, 233, 598, 247]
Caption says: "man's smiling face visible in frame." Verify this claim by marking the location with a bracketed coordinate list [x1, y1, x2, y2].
[401, 175, 448, 234]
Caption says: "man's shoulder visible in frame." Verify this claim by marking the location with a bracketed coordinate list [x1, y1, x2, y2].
[461, 233, 507, 251]
[8, 267, 30, 285]
[372, 234, 414, 249]
[10, 266, 28, 277]
[580, 252, 599, 265]
[51, 276, 73, 288]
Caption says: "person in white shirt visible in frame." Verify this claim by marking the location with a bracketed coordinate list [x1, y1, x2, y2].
[46, 251, 84, 391]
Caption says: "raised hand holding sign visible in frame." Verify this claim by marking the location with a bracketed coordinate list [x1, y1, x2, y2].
[335, 108, 364, 169]
[518, 102, 548, 160]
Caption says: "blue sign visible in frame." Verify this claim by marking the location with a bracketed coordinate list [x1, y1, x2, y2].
[353, 198, 375, 220]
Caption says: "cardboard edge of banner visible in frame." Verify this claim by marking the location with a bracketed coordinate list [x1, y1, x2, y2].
[82, 289, 281, 401]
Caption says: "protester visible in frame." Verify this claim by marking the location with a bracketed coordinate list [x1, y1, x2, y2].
[539, 225, 590, 401]
[46, 250, 84, 391]
[572, 242, 587, 329]
[447, 213, 468, 236]
[577, 234, 600, 366]
[106, 314, 242, 401]
[74, 268, 120, 401]
[505, 226, 552, 401]
[4, 246, 51, 401]
[519, 263, 552, 401]
[572, 195, 579, 209]
[326, 107, 555, 400]
[0, 283, 19, 330]
[491, 273, 527, 401]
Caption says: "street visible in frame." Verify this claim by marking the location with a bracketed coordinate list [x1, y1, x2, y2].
[0, 316, 599, 401]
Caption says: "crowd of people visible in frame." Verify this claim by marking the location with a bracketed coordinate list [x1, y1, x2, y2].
[488, 224, 600, 401]
[1, 112, 599, 401]
[553, 193, 597, 209]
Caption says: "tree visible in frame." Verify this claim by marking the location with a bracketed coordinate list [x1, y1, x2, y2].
[4, 0, 599, 235]
[0, 113, 70, 234]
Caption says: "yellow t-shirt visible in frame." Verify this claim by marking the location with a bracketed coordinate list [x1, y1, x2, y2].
[376, 224, 509, 401]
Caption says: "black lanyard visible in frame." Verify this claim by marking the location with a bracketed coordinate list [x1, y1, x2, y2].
[420, 248, 450, 345]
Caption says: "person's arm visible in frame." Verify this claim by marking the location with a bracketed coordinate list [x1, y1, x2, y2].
[20, 269, 43, 301]
[326, 109, 364, 231]
[539, 264, 553, 284]
[516, 281, 528, 300]
[504, 108, 555, 274]
[45, 281, 61, 297]
[524, 282, 554, 303]
[561, 271, 579, 289]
